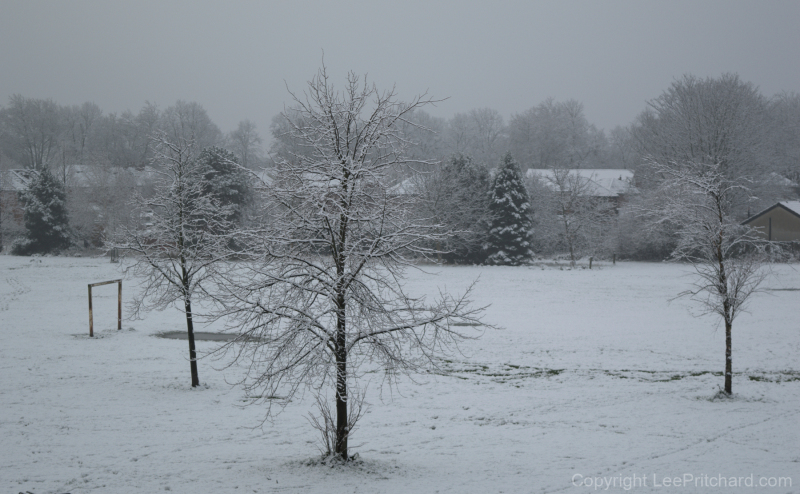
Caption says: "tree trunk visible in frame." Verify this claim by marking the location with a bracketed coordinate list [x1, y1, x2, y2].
[182, 259, 199, 388]
[185, 296, 199, 388]
[725, 320, 732, 395]
[334, 321, 348, 460]
[568, 240, 576, 267]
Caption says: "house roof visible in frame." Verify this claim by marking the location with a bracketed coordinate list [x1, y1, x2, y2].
[526, 169, 635, 197]
[782, 201, 800, 216]
[742, 201, 800, 225]
[0, 169, 39, 192]
[64, 164, 160, 188]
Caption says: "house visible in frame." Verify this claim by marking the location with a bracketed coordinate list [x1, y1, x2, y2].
[0, 169, 39, 232]
[742, 201, 800, 241]
[526, 168, 636, 209]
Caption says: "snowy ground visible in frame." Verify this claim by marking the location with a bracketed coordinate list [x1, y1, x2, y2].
[1, 256, 798, 493]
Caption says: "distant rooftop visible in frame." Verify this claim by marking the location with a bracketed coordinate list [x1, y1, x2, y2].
[0, 169, 39, 191]
[526, 169, 635, 197]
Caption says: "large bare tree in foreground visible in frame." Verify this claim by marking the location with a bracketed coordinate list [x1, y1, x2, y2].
[215, 66, 484, 460]
[644, 158, 778, 395]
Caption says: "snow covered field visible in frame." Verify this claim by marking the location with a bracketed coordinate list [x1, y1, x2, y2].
[1, 256, 798, 493]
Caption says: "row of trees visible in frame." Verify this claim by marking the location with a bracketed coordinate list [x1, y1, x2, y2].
[6, 74, 798, 266]
[0, 97, 265, 172]
[268, 74, 799, 264]
[4, 140, 251, 256]
[0, 98, 263, 250]
[272, 99, 613, 176]
[4, 74, 798, 258]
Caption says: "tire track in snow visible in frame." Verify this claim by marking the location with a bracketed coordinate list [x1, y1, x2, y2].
[0, 277, 31, 312]
[541, 409, 800, 494]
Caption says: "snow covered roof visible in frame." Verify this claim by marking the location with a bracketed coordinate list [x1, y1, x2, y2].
[767, 172, 798, 188]
[742, 201, 800, 225]
[780, 201, 800, 217]
[63, 164, 160, 188]
[526, 169, 635, 197]
[389, 176, 417, 195]
[0, 169, 39, 191]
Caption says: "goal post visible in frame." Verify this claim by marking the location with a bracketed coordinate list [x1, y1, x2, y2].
[88, 279, 122, 337]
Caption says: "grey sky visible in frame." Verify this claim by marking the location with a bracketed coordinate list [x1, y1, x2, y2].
[1, 0, 798, 141]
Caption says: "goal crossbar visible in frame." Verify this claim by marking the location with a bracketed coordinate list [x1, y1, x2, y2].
[88, 279, 122, 337]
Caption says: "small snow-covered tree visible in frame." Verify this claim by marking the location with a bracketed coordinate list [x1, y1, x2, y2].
[115, 132, 233, 387]
[643, 158, 778, 395]
[485, 152, 533, 265]
[214, 65, 484, 461]
[12, 168, 71, 255]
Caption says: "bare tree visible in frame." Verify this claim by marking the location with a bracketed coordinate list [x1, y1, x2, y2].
[766, 92, 800, 185]
[443, 108, 506, 167]
[160, 101, 223, 153]
[529, 169, 612, 266]
[632, 74, 776, 214]
[214, 65, 484, 461]
[227, 119, 263, 169]
[508, 98, 605, 170]
[396, 109, 448, 168]
[642, 158, 778, 395]
[2, 95, 63, 170]
[115, 132, 233, 387]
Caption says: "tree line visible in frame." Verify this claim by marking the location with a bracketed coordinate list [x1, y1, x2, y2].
[0, 98, 262, 251]
[2, 73, 798, 261]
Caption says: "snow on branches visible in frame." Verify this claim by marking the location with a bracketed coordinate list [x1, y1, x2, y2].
[485, 152, 533, 265]
[114, 132, 235, 387]
[642, 158, 781, 394]
[213, 65, 485, 460]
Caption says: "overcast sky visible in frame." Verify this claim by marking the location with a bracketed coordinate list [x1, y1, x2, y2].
[1, 0, 798, 141]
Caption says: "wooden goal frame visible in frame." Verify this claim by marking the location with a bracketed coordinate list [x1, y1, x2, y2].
[88, 279, 122, 337]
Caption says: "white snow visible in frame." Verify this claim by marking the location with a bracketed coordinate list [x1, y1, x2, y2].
[780, 201, 800, 217]
[527, 169, 635, 197]
[1, 256, 798, 493]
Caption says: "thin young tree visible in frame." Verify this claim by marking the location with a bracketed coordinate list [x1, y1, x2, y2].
[214, 65, 484, 460]
[115, 132, 233, 387]
[643, 158, 777, 395]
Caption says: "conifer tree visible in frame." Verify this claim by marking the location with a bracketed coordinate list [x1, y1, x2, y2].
[431, 154, 492, 264]
[12, 168, 71, 255]
[198, 147, 251, 225]
[485, 152, 533, 265]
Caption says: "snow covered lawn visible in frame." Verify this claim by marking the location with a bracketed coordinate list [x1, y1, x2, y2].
[1, 256, 798, 493]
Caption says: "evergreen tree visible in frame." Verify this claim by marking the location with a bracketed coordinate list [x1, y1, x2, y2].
[197, 147, 251, 225]
[485, 152, 533, 265]
[434, 154, 492, 264]
[12, 168, 71, 255]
